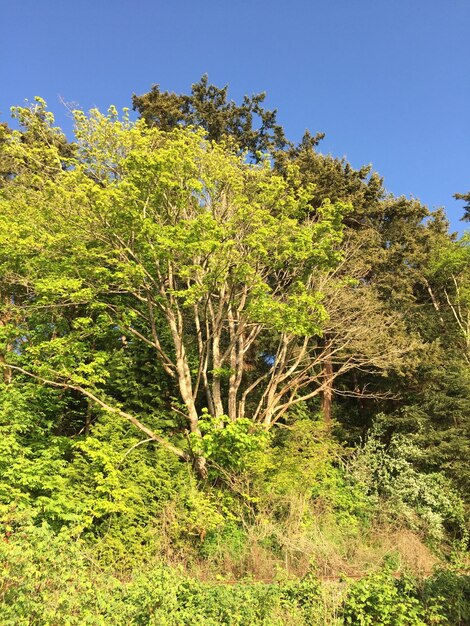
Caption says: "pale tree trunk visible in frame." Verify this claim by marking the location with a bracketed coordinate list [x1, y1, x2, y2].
[0, 297, 12, 385]
[193, 303, 215, 416]
[227, 307, 245, 422]
[167, 304, 207, 478]
[0, 353, 12, 385]
[321, 341, 334, 428]
[212, 332, 225, 418]
[208, 296, 225, 418]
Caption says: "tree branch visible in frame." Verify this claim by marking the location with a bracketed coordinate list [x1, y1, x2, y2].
[0, 364, 189, 461]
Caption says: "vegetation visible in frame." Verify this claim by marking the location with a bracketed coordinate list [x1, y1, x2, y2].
[0, 78, 469, 624]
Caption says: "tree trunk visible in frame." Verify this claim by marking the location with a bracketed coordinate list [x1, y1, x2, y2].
[0, 298, 12, 385]
[212, 333, 225, 417]
[193, 455, 208, 479]
[168, 310, 208, 477]
[321, 343, 333, 427]
[0, 353, 12, 384]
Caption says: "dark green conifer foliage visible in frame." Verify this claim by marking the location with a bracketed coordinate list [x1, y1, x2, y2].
[132, 74, 287, 159]
[454, 189, 470, 221]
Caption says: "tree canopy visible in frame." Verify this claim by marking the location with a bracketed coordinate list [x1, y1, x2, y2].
[132, 75, 288, 160]
[0, 85, 469, 624]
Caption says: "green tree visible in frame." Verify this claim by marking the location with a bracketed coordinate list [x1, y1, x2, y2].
[274, 129, 433, 426]
[404, 233, 470, 496]
[132, 74, 287, 160]
[0, 102, 350, 476]
[454, 190, 470, 221]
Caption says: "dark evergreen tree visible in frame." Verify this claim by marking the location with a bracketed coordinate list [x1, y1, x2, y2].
[454, 189, 470, 221]
[132, 74, 287, 159]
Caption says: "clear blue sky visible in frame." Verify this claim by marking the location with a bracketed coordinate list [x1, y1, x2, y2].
[1, 0, 469, 233]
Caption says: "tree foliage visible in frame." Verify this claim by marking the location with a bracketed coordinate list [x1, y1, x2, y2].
[132, 74, 287, 160]
[0, 82, 468, 623]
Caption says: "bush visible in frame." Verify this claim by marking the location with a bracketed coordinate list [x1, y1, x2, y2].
[341, 570, 444, 625]
[351, 421, 466, 543]
[3, 522, 467, 626]
[0, 519, 328, 626]
[421, 570, 470, 626]
[0, 520, 120, 625]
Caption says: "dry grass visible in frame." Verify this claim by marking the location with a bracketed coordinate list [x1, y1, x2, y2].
[226, 490, 438, 580]
[174, 518, 438, 583]
[151, 484, 440, 584]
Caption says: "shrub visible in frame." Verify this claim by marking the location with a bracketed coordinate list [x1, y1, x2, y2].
[0, 520, 119, 625]
[351, 421, 466, 543]
[341, 570, 445, 625]
[421, 569, 470, 626]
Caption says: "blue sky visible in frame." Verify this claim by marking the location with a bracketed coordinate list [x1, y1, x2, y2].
[1, 0, 469, 233]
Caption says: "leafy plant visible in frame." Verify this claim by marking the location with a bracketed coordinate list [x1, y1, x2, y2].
[341, 570, 444, 625]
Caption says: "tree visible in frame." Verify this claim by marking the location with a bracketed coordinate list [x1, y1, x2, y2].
[0, 103, 350, 476]
[0, 101, 444, 478]
[421, 233, 470, 363]
[0, 97, 75, 186]
[409, 233, 470, 493]
[132, 74, 287, 160]
[454, 190, 470, 221]
[0, 100, 416, 474]
[274, 129, 433, 425]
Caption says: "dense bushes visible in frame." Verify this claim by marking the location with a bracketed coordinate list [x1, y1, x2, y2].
[342, 571, 436, 625]
[351, 421, 467, 544]
[0, 522, 321, 625]
[1, 522, 468, 625]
